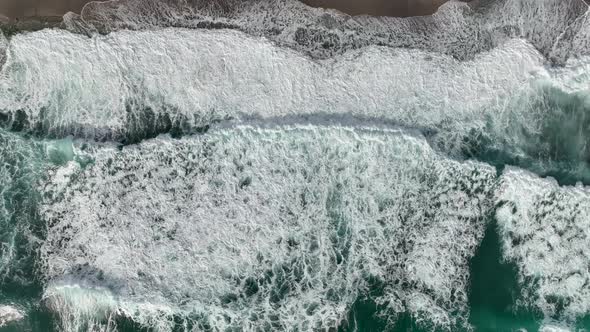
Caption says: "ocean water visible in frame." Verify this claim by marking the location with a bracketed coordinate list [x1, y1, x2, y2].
[0, 0, 590, 331]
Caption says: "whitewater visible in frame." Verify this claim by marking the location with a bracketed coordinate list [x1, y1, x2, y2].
[0, 0, 589, 331]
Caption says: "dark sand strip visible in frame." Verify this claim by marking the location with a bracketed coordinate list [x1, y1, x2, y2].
[301, 0, 451, 17]
[0, 0, 92, 21]
[1, 0, 456, 21]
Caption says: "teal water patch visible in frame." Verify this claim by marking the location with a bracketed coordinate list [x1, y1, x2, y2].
[468, 218, 542, 332]
[0, 307, 54, 332]
[0, 105, 218, 145]
[341, 293, 432, 332]
[339, 274, 390, 332]
[462, 84, 590, 186]
[0, 132, 46, 330]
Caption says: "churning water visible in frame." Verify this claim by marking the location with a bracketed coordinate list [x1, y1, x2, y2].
[1, 0, 590, 331]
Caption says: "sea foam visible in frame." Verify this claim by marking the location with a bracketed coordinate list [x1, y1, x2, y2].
[0, 305, 23, 327]
[0, 0, 588, 330]
[40, 125, 496, 331]
[496, 167, 590, 328]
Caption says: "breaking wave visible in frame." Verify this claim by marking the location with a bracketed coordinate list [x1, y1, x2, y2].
[1, 26, 589, 183]
[0, 29, 545, 143]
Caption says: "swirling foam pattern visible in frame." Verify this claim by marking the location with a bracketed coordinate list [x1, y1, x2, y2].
[40, 126, 496, 331]
[496, 168, 590, 329]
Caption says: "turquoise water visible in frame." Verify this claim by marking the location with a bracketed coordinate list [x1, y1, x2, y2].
[467, 221, 542, 332]
[461, 84, 590, 186]
[342, 219, 590, 332]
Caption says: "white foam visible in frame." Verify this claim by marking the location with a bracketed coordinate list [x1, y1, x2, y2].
[549, 55, 590, 93]
[40, 125, 496, 331]
[539, 323, 574, 332]
[0, 305, 23, 327]
[43, 284, 119, 332]
[0, 30, 6, 69]
[2, 27, 589, 182]
[496, 167, 590, 324]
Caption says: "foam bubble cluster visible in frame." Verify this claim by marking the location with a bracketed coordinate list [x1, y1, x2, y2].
[40, 126, 496, 331]
[0, 305, 24, 327]
[43, 284, 119, 332]
[496, 167, 590, 327]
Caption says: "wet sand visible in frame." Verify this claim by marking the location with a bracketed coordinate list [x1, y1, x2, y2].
[0, 0, 92, 21]
[301, 0, 452, 17]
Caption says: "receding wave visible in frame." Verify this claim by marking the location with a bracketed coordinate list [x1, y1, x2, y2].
[66, 0, 590, 63]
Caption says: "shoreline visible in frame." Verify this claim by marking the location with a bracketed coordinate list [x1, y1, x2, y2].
[0, 16, 64, 36]
[0, 0, 454, 24]
[0, 0, 93, 35]
[1, 0, 588, 39]
[0, 0, 92, 22]
[0, 0, 453, 37]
